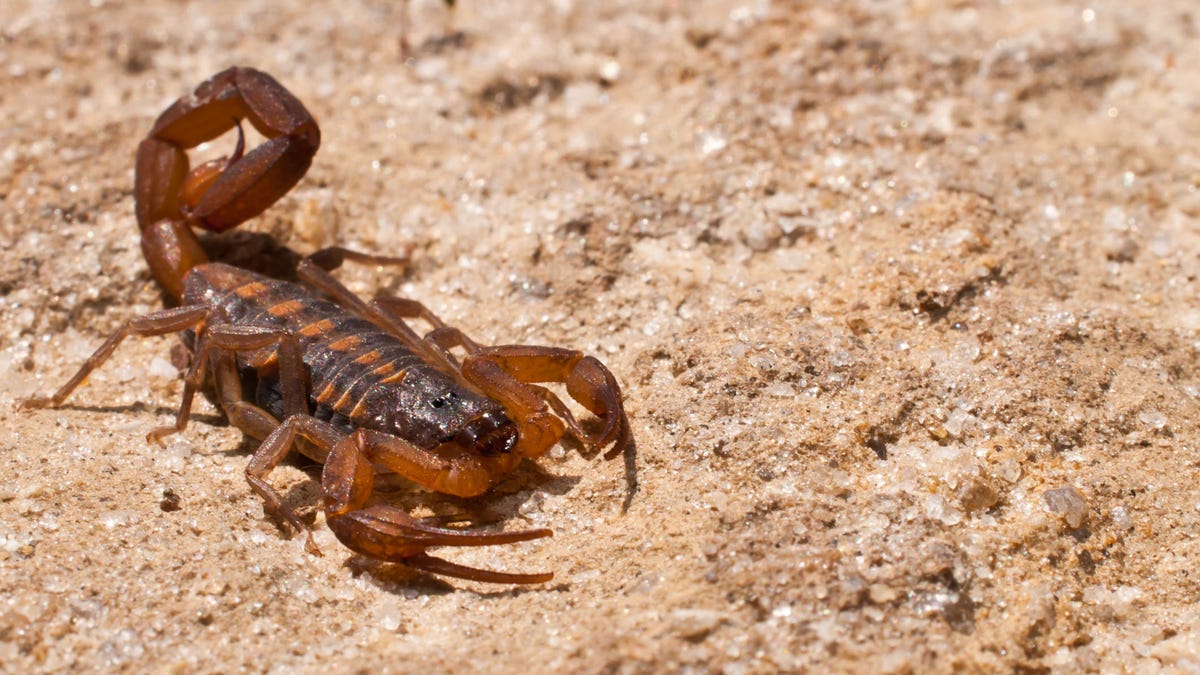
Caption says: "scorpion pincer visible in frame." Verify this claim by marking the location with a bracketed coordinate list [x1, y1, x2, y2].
[22, 67, 632, 585]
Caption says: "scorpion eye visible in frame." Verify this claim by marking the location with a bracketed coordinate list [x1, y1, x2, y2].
[430, 391, 459, 409]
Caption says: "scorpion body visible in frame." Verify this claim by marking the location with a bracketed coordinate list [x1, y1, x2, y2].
[190, 262, 518, 462]
[24, 67, 631, 585]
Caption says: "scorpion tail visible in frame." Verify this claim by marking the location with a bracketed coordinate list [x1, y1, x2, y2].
[134, 67, 319, 302]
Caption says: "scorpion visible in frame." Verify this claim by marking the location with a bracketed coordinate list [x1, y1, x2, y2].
[22, 67, 631, 585]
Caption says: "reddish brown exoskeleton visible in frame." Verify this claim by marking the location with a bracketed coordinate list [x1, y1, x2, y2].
[23, 67, 631, 584]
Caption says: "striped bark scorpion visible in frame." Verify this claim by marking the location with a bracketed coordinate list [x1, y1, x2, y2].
[22, 67, 631, 584]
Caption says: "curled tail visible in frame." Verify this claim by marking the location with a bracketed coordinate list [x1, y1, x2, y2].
[134, 67, 320, 301]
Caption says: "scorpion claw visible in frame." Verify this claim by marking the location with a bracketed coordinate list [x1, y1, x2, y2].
[403, 553, 555, 586]
[459, 347, 632, 460]
[565, 355, 632, 457]
[326, 503, 553, 584]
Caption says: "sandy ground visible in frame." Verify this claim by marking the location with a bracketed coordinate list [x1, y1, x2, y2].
[2, 0, 1200, 672]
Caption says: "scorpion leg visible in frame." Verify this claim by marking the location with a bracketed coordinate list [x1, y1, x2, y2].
[322, 428, 554, 584]
[20, 305, 210, 411]
[210, 350, 283, 441]
[303, 246, 411, 273]
[206, 324, 309, 420]
[292, 248, 446, 340]
[244, 414, 343, 551]
[144, 329, 211, 445]
[373, 297, 449, 331]
[17, 304, 309, 449]
[146, 323, 308, 446]
[159, 324, 318, 546]
[372, 298, 474, 367]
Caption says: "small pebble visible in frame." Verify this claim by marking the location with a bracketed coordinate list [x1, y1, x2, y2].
[1044, 486, 1088, 528]
[670, 608, 727, 640]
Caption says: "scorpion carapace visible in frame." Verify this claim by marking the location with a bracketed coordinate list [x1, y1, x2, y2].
[23, 66, 632, 585]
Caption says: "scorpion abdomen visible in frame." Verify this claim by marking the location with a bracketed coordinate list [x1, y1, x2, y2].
[184, 263, 508, 451]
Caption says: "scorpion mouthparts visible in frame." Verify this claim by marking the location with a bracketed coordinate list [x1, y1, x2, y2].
[455, 411, 518, 457]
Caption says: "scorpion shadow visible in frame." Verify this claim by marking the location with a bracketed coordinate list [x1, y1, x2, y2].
[200, 229, 308, 282]
[346, 556, 570, 598]
[559, 431, 640, 514]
